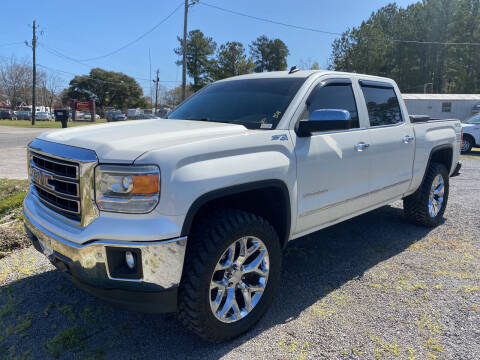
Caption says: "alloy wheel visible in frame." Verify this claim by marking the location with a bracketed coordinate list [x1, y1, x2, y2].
[428, 174, 445, 217]
[209, 236, 269, 323]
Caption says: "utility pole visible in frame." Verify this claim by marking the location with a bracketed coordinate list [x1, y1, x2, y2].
[153, 70, 159, 114]
[31, 20, 38, 126]
[149, 48, 152, 108]
[181, 0, 188, 101]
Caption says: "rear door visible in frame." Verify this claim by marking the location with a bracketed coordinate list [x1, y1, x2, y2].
[359, 80, 415, 204]
[293, 77, 372, 235]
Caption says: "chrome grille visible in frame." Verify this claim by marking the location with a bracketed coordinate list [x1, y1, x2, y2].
[31, 153, 78, 178]
[28, 138, 99, 227]
[30, 152, 81, 221]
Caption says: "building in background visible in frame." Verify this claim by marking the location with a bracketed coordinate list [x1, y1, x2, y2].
[403, 94, 480, 121]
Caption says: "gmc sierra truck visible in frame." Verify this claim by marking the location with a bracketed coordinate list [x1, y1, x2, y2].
[24, 70, 462, 341]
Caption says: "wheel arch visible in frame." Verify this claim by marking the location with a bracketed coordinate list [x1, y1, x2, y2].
[180, 180, 291, 249]
[422, 144, 453, 183]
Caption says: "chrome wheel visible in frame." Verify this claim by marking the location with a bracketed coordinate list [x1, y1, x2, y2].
[209, 236, 269, 323]
[429, 174, 445, 217]
[461, 138, 471, 153]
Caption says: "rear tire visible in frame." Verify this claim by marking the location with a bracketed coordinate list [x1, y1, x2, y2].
[403, 162, 449, 227]
[178, 209, 282, 342]
[461, 135, 473, 154]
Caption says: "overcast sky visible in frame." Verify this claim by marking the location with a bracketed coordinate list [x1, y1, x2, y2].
[1, 0, 418, 95]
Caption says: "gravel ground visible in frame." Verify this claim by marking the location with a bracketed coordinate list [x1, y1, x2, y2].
[0, 155, 479, 360]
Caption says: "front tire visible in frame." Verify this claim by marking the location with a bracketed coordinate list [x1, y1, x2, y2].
[178, 209, 282, 342]
[403, 162, 449, 227]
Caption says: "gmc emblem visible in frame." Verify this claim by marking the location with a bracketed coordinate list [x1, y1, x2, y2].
[31, 168, 55, 191]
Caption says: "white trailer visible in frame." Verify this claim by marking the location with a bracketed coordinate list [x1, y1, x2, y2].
[403, 94, 480, 121]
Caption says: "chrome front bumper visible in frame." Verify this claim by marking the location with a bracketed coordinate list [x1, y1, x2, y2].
[24, 210, 187, 293]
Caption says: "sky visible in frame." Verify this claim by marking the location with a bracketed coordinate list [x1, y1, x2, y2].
[0, 0, 419, 97]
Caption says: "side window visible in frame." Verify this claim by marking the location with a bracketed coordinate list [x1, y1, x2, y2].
[302, 83, 359, 128]
[442, 102, 452, 113]
[360, 85, 403, 126]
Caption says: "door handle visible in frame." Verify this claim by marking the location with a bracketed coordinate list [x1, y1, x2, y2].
[403, 135, 414, 143]
[354, 142, 370, 151]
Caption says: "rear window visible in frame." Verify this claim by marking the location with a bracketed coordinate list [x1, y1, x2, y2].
[168, 78, 306, 130]
[361, 85, 403, 126]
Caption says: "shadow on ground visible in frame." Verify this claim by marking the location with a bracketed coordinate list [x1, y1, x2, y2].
[0, 205, 434, 359]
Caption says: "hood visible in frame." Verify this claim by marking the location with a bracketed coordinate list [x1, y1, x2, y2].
[38, 119, 247, 163]
[461, 123, 475, 128]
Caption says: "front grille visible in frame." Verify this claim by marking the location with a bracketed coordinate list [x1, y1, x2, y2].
[30, 152, 81, 222]
[32, 153, 77, 178]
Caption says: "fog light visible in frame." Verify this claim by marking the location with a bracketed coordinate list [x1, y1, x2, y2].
[125, 251, 135, 269]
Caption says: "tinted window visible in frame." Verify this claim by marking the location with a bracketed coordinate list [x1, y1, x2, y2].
[361, 86, 403, 126]
[303, 83, 359, 128]
[168, 78, 306, 130]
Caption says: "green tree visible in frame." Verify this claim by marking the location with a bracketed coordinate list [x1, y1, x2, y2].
[174, 30, 217, 91]
[329, 0, 480, 94]
[249, 35, 289, 72]
[211, 42, 254, 80]
[64, 68, 144, 112]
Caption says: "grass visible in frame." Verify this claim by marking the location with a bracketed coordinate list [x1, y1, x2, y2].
[0, 179, 29, 218]
[0, 119, 106, 128]
[44, 326, 87, 358]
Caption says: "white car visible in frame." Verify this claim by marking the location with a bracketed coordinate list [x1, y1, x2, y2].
[24, 70, 462, 341]
[461, 113, 480, 153]
[35, 112, 51, 121]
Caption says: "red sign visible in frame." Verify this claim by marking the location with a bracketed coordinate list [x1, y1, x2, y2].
[76, 101, 90, 111]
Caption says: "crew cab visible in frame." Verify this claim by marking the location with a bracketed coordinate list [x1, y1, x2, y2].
[23, 70, 462, 341]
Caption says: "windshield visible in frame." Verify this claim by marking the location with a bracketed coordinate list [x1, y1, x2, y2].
[168, 78, 306, 130]
[466, 113, 480, 124]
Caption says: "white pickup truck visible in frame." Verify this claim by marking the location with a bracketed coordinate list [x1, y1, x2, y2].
[24, 70, 462, 341]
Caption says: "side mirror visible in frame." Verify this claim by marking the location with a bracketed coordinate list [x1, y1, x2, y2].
[296, 109, 351, 137]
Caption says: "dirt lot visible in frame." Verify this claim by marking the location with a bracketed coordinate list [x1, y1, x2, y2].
[0, 153, 479, 359]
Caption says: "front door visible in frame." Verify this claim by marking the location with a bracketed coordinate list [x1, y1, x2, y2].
[294, 78, 372, 235]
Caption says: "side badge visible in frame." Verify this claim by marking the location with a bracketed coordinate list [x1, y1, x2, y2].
[271, 134, 288, 141]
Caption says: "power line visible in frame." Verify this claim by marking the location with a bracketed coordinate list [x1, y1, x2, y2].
[73, 2, 183, 62]
[37, 46, 180, 85]
[199, 1, 480, 47]
[37, 64, 181, 85]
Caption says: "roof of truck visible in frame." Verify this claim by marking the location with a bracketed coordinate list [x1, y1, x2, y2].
[218, 70, 395, 83]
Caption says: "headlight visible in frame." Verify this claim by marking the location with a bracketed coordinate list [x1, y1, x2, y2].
[94, 165, 160, 213]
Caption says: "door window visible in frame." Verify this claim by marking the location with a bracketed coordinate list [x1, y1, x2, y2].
[301, 83, 359, 128]
[360, 85, 403, 126]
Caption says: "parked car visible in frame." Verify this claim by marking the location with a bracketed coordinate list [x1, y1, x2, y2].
[106, 110, 126, 122]
[129, 114, 158, 120]
[16, 111, 31, 120]
[36, 111, 51, 121]
[461, 113, 480, 153]
[24, 70, 462, 342]
[0, 109, 16, 119]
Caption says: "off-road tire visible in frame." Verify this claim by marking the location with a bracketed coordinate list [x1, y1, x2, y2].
[178, 209, 282, 342]
[403, 162, 449, 227]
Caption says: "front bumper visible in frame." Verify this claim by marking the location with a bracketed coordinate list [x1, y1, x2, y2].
[24, 210, 187, 313]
